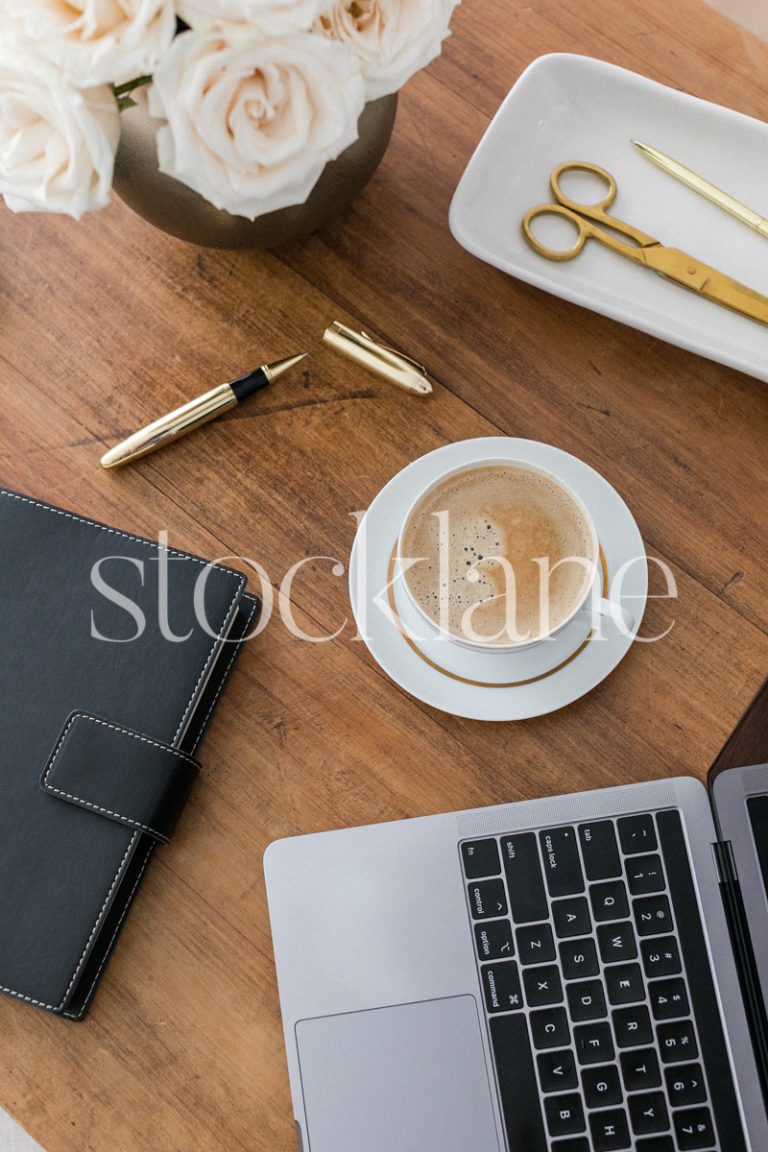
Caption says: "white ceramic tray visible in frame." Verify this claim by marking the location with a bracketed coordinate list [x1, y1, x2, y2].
[450, 53, 768, 383]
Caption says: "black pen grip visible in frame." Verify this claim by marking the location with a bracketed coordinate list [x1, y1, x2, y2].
[228, 366, 270, 402]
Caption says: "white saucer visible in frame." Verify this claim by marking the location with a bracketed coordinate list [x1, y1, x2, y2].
[349, 438, 647, 721]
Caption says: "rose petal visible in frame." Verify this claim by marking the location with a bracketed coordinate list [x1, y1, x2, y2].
[150, 28, 365, 219]
[0, 44, 119, 217]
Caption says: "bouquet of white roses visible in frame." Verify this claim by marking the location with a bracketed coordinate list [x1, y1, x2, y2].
[0, 0, 459, 221]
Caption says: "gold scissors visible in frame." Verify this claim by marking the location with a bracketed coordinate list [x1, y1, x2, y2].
[522, 161, 768, 327]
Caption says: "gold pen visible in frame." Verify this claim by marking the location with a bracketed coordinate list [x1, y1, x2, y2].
[633, 140, 768, 240]
[101, 353, 308, 469]
[322, 321, 432, 395]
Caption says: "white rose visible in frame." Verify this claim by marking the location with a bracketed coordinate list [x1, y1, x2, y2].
[316, 0, 459, 100]
[0, 0, 177, 87]
[178, 0, 326, 37]
[149, 29, 365, 219]
[0, 45, 119, 218]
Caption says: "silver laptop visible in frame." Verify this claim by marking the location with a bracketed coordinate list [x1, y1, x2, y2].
[264, 764, 768, 1151]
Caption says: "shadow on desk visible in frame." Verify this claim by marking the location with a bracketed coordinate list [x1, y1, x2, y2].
[709, 678, 768, 781]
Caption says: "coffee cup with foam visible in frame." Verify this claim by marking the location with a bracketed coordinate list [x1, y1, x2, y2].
[397, 456, 633, 653]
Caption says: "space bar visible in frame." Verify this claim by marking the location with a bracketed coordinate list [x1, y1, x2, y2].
[489, 1014, 547, 1152]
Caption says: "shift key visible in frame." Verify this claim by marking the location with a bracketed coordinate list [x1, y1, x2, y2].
[539, 826, 584, 897]
[501, 833, 548, 922]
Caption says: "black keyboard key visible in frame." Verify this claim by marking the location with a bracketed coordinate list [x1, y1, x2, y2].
[673, 1106, 716, 1149]
[551, 1141, 590, 1152]
[613, 1004, 653, 1047]
[559, 938, 599, 980]
[664, 1062, 707, 1106]
[649, 977, 689, 1020]
[597, 921, 637, 963]
[628, 1091, 669, 1136]
[582, 1064, 622, 1107]
[620, 1047, 661, 1091]
[481, 960, 523, 1013]
[531, 1007, 570, 1049]
[540, 826, 584, 897]
[636, 1140, 673, 1152]
[588, 1107, 630, 1150]
[640, 935, 681, 978]
[489, 1013, 548, 1152]
[516, 923, 555, 965]
[566, 979, 606, 1022]
[468, 878, 507, 920]
[618, 814, 657, 854]
[633, 894, 673, 936]
[462, 838, 501, 879]
[574, 1021, 614, 1064]
[475, 919, 514, 961]
[626, 853, 665, 894]
[544, 1094, 585, 1139]
[590, 880, 629, 922]
[501, 833, 549, 923]
[553, 896, 591, 938]
[657, 1019, 698, 1063]
[578, 820, 621, 880]
[523, 964, 563, 1007]
[605, 962, 644, 1005]
[537, 1049, 578, 1092]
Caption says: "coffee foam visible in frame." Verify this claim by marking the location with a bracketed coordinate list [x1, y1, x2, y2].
[402, 465, 595, 645]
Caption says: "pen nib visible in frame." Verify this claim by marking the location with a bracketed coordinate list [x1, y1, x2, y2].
[263, 352, 309, 382]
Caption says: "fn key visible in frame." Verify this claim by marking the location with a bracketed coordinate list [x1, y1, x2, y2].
[462, 838, 501, 879]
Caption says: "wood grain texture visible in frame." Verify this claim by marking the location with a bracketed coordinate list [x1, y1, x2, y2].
[1, 1, 768, 1149]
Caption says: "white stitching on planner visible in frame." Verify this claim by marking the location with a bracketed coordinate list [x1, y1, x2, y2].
[58, 830, 140, 1006]
[171, 580, 240, 744]
[0, 488, 225, 568]
[190, 597, 259, 753]
[42, 714, 199, 841]
[0, 488, 245, 746]
[0, 488, 246, 1012]
[0, 830, 140, 1012]
[62, 839, 156, 1020]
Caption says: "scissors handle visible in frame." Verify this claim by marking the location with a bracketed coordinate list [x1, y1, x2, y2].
[522, 203, 592, 261]
[550, 161, 618, 216]
[523, 162, 659, 262]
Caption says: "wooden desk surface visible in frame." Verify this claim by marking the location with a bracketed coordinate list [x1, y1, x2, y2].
[2, 1, 768, 1148]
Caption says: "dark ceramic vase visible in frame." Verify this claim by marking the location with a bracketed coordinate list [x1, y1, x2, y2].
[112, 91, 398, 250]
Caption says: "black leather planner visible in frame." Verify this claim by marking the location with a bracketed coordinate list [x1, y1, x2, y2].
[0, 487, 259, 1020]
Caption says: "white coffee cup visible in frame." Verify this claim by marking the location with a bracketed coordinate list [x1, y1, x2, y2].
[396, 456, 633, 653]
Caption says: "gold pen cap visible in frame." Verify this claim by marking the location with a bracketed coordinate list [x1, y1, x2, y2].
[323, 321, 432, 395]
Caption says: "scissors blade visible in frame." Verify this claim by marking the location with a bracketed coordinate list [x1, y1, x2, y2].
[640, 245, 768, 327]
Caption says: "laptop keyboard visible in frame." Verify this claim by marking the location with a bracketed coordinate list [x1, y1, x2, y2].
[462, 811, 732, 1152]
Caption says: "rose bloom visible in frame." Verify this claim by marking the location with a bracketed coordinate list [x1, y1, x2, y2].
[0, 0, 177, 87]
[178, 0, 326, 37]
[0, 44, 119, 218]
[316, 0, 459, 100]
[149, 29, 365, 219]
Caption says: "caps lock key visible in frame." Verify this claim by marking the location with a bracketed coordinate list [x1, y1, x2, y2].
[539, 826, 584, 898]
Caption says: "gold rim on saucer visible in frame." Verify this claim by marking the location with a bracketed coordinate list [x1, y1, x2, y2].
[386, 545, 609, 689]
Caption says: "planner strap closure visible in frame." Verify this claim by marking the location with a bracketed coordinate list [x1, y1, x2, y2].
[41, 712, 200, 844]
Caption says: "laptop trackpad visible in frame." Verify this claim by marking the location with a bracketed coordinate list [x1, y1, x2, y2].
[295, 995, 501, 1152]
